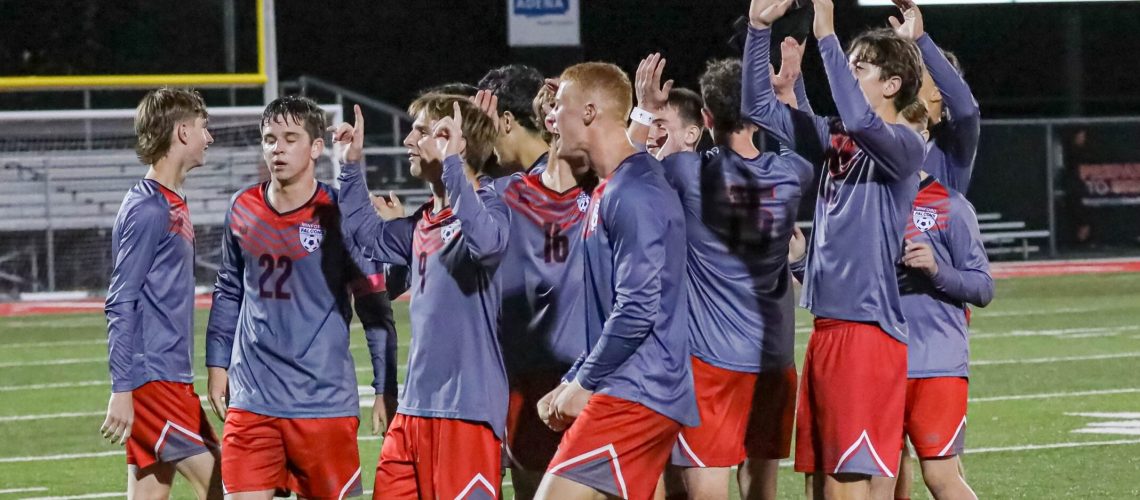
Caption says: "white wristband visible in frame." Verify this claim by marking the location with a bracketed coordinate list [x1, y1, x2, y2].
[629, 107, 656, 126]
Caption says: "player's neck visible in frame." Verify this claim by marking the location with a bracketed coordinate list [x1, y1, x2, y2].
[588, 128, 638, 179]
[146, 156, 189, 194]
[719, 126, 760, 159]
[516, 133, 550, 172]
[266, 175, 317, 213]
[875, 100, 901, 125]
[541, 156, 577, 192]
[429, 180, 448, 214]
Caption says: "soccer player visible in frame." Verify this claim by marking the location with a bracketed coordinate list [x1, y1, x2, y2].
[534, 62, 699, 500]
[889, 0, 981, 195]
[103, 88, 221, 500]
[892, 102, 991, 500]
[335, 95, 508, 498]
[477, 64, 552, 174]
[625, 44, 814, 500]
[467, 85, 594, 497]
[747, 0, 926, 498]
[647, 88, 704, 159]
[204, 96, 395, 499]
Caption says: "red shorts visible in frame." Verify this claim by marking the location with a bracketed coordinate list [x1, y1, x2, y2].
[671, 358, 796, 467]
[505, 371, 565, 471]
[794, 318, 906, 477]
[548, 394, 681, 500]
[126, 381, 218, 469]
[905, 377, 969, 459]
[374, 414, 502, 499]
[221, 408, 362, 498]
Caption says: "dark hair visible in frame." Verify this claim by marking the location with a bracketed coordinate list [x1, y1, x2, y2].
[667, 88, 704, 129]
[848, 28, 923, 111]
[134, 88, 208, 164]
[419, 82, 478, 97]
[261, 96, 327, 143]
[478, 64, 544, 132]
[698, 58, 745, 134]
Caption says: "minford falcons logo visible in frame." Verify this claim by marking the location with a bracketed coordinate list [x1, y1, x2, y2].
[913, 207, 938, 233]
[299, 223, 324, 252]
[576, 192, 590, 213]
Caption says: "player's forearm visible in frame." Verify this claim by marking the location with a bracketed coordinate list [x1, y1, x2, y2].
[744, 27, 829, 164]
[931, 266, 994, 307]
[793, 74, 814, 115]
[203, 306, 238, 369]
[442, 154, 509, 262]
[627, 120, 650, 152]
[574, 326, 649, 391]
[365, 326, 399, 398]
[789, 255, 807, 283]
[337, 161, 384, 242]
[562, 352, 586, 384]
[105, 307, 142, 392]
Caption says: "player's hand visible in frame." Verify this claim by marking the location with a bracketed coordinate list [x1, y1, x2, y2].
[471, 90, 502, 133]
[551, 380, 592, 426]
[421, 102, 467, 162]
[330, 104, 366, 164]
[538, 383, 570, 431]
[372, 191, 405, 221]
[635, 53, 673, 115]
[750, 0, 795, 29]
[206, 367, 229, 421]
[543, 78, 560, 94]
[902, 239, 939, 276]
[371, 394, 399, 436]
[888, 0, 924, 42]
[789, 225, 807, 262]
[100, 391, 133, 446]
[812, 0, 836, 40]
[771, 37, 806, 107]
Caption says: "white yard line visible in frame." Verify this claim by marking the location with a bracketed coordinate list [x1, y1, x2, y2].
[0, 451, 122, 463]
[23, 493, 122, 499]
[972, 352, 1140, 366]
[970, 388, 1140, 402]
[967, 438, 1140, 454]
[0, 339, 107, 349]
[0, 357, 105, 369]
[972, 306, 1102, 318]
[971, 325, 1139, 339]
[0, 380, 105, 392]
[0, 411, 103, 423]
[0, 487, 48, 494]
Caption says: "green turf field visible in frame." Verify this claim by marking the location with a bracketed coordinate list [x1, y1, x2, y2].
[1, 272, 1138, 498]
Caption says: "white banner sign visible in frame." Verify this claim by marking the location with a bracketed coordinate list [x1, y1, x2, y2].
[508, 0, 580, 47]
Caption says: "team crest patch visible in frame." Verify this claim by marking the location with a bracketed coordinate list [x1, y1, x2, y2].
[913, 207, 938, 233]
[299, 222, 324, 252]
[441, 220, 462, 244]
[576, 192, 590, 213]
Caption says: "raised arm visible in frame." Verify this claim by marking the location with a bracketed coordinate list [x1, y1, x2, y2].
[440, 155, 511, 265]
[742, 24, 830, 164]
[105, 197, 166, 392]
[891, 0, 980, 192]
[574, 182, 671, 390]
[814, 33, 923, 180]
[626, 53, 673, 152]
[333, 106, 415, 266]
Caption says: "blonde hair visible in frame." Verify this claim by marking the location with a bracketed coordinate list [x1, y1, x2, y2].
[134, 88, 207, 165]
[532, 84, 556, 144]
[559, 62, 633, 123]
[408, 93, 499, 173]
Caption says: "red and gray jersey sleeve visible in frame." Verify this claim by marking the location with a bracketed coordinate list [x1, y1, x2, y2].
[918, 34, 981, 194]
[205, 200, 243, 370]
[106, 183, 194, 392]
[742, 26, 831, 166]
[930, 195, 994, 307]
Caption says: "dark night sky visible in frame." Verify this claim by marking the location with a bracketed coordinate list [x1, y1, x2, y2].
[2, 1, 1140, 117]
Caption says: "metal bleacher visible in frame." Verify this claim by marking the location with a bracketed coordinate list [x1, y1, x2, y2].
[0, 148, 303, 231]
